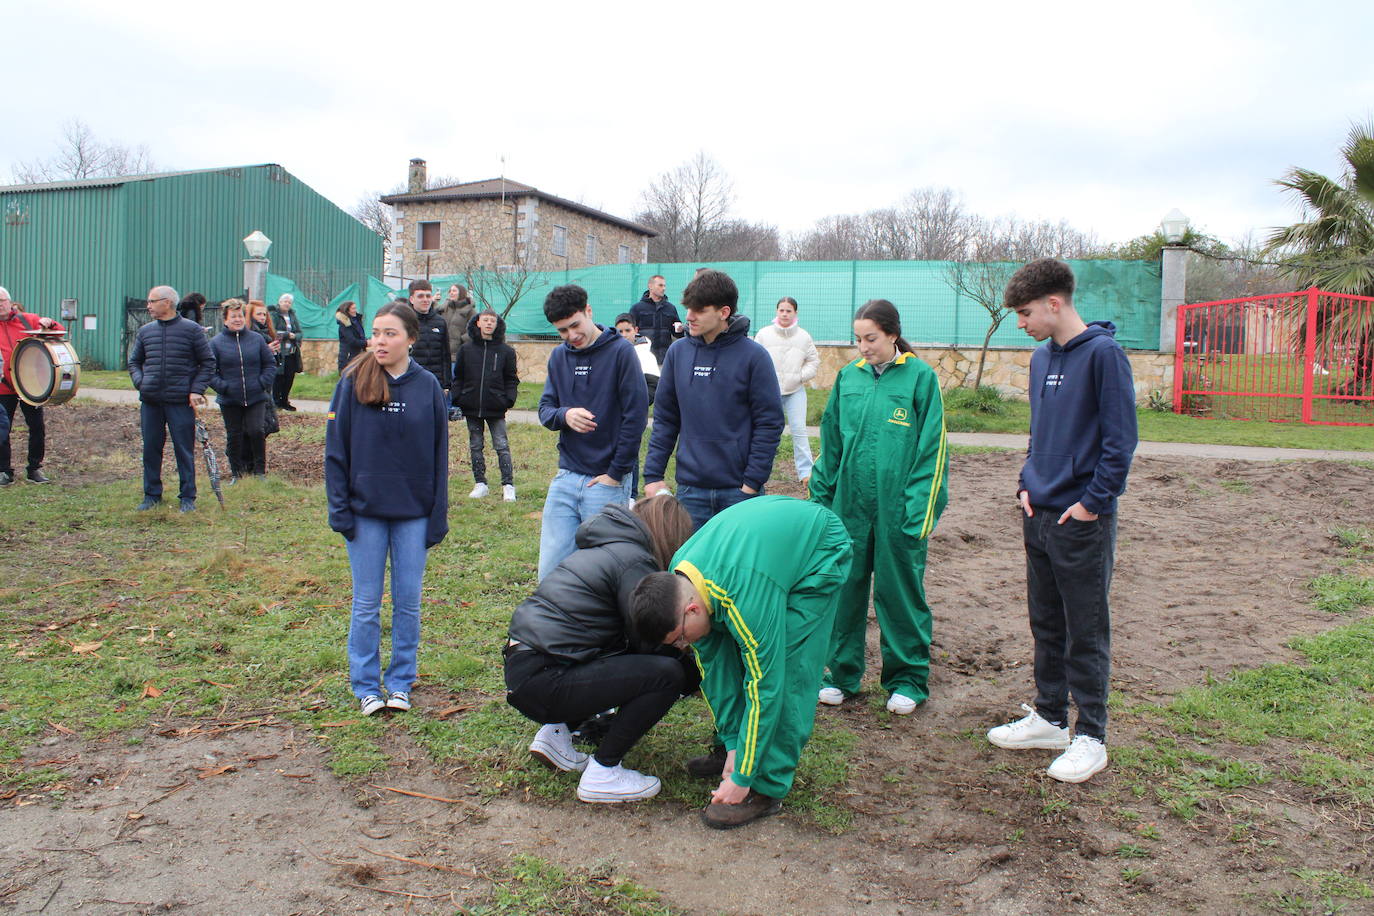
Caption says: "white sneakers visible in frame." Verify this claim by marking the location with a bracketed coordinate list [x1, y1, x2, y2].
[528, 723, 588, 772]
[502, 484, 516, 501]
[360, 695, 385, 716]
[988, 704, 1108, 783]
[987, 703, 1071, 750]
[576, 759, 661, 803]
[817, 686, 845, 706]
[468, 482, 489, 499]
[885, 693, 918, 715]
[1046, 735, 1108, 783]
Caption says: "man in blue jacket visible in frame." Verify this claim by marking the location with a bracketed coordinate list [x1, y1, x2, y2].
[643, 270, 783, 530]
[987, 258, 1138, 784]
[536, 285, 648, 580]
[129, 285, 215, 512]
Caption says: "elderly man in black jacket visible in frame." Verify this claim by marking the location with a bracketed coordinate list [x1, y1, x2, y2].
[129, 285, 214, 512]
[505, 498, 695, 805]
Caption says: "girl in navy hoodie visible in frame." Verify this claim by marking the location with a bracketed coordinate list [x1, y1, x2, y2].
[325, 302, 449, 717]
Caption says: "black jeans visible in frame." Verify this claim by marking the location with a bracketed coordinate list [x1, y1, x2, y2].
[505, 647, 689, 767]
[0, 394, 44, 473]
[140, 401, 196, 500]
[220, 402, 267, 476]
[273, 363, 297, 407]
[465, 416, 512, 486]
[1023, 510, 1117, 742]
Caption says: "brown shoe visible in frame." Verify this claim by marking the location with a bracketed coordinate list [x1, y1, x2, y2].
[701, 791, 782, 830]
[684, 744, 728, 780]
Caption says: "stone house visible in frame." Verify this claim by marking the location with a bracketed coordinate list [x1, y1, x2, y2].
[381, 159, 655, 279]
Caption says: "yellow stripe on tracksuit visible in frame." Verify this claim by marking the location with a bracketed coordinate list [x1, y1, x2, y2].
[918, 417, 947, 539]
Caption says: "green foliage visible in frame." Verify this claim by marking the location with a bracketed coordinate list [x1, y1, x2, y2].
[473, 854, 680, 916]
[943, 385, 1010, 415]
[1310, 573, 1374, 614]
[1107, 227, 1227, 261]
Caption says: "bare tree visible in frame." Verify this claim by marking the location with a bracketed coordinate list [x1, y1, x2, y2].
[944, 259, 1021, 389]
[447, 215, 548, 320]
[12, 119, 157, 184]
[634, 152, 775, 261]
[350, 190, 398, 264]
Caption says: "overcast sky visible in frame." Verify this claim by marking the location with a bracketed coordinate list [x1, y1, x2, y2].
[4, 0, 1371, 248]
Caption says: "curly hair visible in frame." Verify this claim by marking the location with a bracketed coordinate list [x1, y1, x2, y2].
[543, 284, 589, 323]
[1003, 258, 1075, 311]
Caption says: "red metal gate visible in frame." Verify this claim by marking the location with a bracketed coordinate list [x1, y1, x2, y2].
[1173, 289, 1374, 426]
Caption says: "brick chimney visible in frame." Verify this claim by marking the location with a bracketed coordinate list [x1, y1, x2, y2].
[408, 158, 427, 194]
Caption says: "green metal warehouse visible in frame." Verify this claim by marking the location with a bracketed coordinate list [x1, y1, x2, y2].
[0, 164, 380, 369]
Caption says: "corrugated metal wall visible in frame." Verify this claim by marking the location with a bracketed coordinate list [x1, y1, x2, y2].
[0, 165, 380, 368]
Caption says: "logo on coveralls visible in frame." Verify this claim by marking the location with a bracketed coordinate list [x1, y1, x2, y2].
[887, 407, 910, 427]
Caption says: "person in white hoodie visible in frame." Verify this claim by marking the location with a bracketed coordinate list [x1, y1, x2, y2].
[755, 297, 821, 481]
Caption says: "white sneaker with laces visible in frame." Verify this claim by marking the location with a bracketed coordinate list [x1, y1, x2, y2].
[886, 693, 919, 715]
[502, 484, 516, 502]
[469, 482, 489, 499]
[385, 691, 411, 711]
[1047, 735, 1108, 783]
[576, 759, 661, 803]
[987, 703, 1071, 750]
[360, 695, 385, 716]
[817, 687, 845, 706]
[528, 723, 588, 772]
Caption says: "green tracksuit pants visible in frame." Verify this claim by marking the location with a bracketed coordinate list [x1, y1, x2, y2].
[823, 525, 932, 702]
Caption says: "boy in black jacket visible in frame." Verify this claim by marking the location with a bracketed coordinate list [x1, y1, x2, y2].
[452, 309, 519, 501]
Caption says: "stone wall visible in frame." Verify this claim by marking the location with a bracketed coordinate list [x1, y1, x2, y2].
[503, 340, 1175, 403]
[522, 199, 648, 271]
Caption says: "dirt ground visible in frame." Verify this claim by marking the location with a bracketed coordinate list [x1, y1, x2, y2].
[2, 403, 1372, 915]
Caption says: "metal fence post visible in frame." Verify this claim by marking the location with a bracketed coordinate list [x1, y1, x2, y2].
[1172, 303, 1186, 413]
[1301, 287, 1318, 423]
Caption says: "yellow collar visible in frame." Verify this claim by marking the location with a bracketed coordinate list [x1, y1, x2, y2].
[673, 560, 714, 616]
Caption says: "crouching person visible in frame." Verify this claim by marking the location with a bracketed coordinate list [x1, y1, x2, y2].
[629, 495, 852, 829]
[505, 496, 695, 803]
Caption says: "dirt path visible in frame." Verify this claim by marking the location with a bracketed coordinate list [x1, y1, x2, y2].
[2, 404, 1372, 914]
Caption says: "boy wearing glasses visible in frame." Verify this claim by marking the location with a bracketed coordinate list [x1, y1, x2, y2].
[629, 495, 852, 829]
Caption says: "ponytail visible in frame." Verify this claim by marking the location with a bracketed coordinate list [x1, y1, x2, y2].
[345, 302, 420, 407]
[854, 299, 912, 354]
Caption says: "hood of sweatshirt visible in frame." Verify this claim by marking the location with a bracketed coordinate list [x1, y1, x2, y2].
[679, 314, 752, 380]
[560, 323, 619, 355]
[465, 312, 508, 345]
[574, 503, 652, 553]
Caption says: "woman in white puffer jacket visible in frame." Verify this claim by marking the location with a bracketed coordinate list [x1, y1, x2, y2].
[754, 296, 821, 481]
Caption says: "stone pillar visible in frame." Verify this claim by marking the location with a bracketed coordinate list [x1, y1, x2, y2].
[408, 158, 427, 194]
[1159, 246, 1188, 353]
[242, 258, 268, 303]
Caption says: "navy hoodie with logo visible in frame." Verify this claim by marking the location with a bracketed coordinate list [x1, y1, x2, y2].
[537, 325, 648, 481]
[325, 359, 449, 547]
[1018, 321, 1138, 515]
[644, 315, 784, 491]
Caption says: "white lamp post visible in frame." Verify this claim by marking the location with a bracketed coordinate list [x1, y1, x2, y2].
[242, 230, 271, 302]
[1158, 210, 1189, 353]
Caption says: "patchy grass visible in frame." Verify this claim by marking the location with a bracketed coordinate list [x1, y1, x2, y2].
[474, 854, 680, 915]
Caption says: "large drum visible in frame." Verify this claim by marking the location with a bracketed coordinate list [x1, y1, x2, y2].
[12, 333, 81, 407]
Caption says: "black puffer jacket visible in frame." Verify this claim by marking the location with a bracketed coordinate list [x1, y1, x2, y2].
[452, 314, 518, 418]
[629, 292, 683, 366]
[410, 305, 452, 388]
[129, 316, 214, 403]
[507, 506, 659, 663]
[209, 327, 276, 407]
[336, 311, 367, 371]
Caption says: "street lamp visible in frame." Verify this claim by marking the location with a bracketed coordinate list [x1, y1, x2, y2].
[1160, 209, 1189, 245]
[243, 230, 272, 259]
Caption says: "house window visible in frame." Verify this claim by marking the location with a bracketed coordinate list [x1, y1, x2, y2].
[419, 221, 441, 251]
[552, 225, 567, 257]
[618, 245, 630, 264]
[585, 234, 597, 265]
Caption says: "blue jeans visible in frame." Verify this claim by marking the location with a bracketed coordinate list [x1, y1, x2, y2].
[676, 483, 757, 531]
[1024, 510, 1117, 742]
[780, 389, 814, 479]
[346, 515, 430, 699]
[538, 469, 631, 581]
[140, 401, 196, 500]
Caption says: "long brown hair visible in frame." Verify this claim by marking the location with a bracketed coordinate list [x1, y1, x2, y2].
[854, 299, 913, 355]
[344, 302, 419, 406]
[633, 495, 694, 570]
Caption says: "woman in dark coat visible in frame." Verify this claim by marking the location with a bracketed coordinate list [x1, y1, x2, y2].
[336, 300, 367, 372]
[209, 299, 277, 478]
[505, 496, 695, 805]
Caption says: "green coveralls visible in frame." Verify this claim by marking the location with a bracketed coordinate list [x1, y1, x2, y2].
[673, 495, 853, 798]
[809, 352, 948, 703]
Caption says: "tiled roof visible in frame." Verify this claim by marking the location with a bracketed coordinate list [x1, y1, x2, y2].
[382, 177, 654, 237]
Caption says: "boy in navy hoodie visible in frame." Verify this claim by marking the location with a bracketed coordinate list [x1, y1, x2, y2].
[987, 258, 1138, 785]
[536, 285, 648, 580]
[642, 270, 783, 530]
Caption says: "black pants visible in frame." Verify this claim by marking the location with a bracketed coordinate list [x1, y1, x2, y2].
[465, 416, 513, 486]
[505, 647, 690, 767]
[0, 394, 45, 473]
[220, 402, 267, 476]
[1023, 510, 1117, 742]
[273, 363, 297, 407]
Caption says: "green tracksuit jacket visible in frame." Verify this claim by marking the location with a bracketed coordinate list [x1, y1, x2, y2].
[809, 352, 948, 702]
[673, 495, 853, 798]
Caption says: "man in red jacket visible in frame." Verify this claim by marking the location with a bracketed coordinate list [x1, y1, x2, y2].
[0, 286, 63, 484]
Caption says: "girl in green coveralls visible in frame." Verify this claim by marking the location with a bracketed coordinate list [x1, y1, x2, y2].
[809, 299, 948, 715]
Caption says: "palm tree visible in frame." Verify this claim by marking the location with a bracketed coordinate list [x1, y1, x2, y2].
[1266, 121, 1374, 394]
